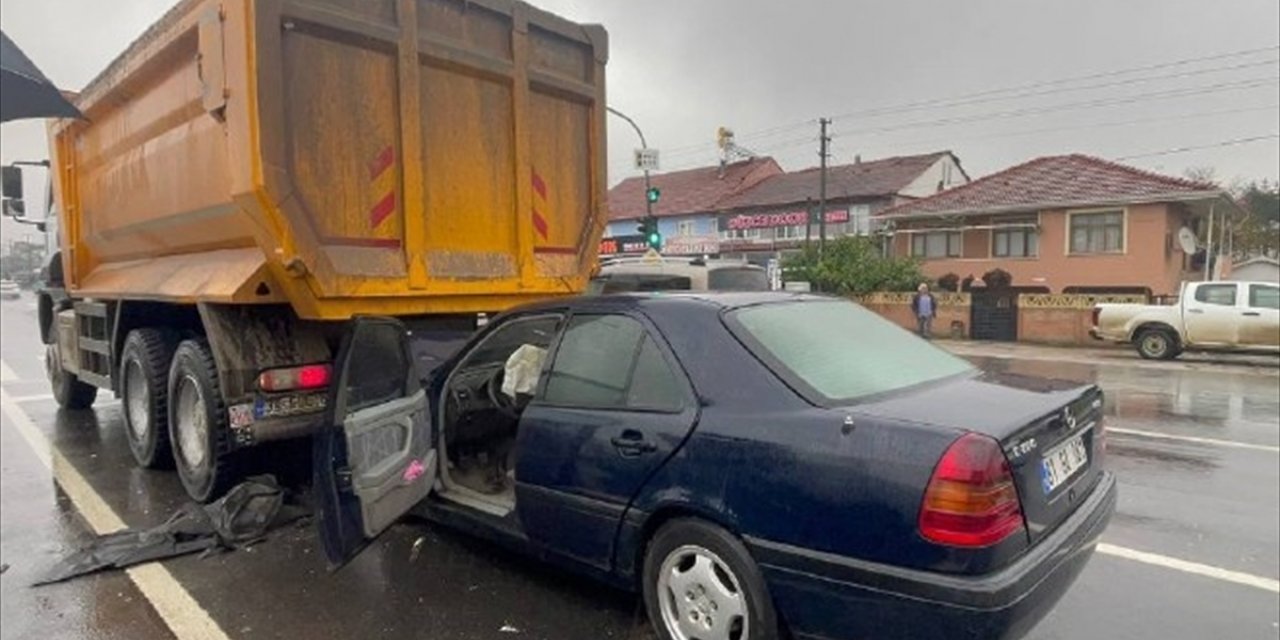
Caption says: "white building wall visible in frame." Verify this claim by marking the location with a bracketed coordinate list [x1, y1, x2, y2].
[899, 155, 968, 198]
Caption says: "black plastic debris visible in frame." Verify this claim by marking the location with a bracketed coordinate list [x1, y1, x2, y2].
[34, 476, 308, 586]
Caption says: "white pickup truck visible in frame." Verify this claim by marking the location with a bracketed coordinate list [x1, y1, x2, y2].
[1092, 281, 1280, 360]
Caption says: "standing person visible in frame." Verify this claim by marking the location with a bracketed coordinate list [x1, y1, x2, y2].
[911, 283, 937, 339]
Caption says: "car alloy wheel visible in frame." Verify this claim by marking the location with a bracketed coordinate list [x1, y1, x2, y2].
[656, 545, 749, 640]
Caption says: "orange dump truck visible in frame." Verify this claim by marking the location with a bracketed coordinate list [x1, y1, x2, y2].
[35, 0, 607, 501]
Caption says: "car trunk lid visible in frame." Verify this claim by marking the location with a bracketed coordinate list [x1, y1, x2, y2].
[855, 371, 1105, 545]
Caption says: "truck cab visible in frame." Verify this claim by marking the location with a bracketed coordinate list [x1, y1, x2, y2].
[1092, 280, 1280, 359]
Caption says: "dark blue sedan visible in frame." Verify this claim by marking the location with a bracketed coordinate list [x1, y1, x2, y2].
[314, 293, 1117, 640]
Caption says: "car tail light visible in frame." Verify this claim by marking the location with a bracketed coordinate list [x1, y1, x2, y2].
[258, 364, 332, 392]
[1091, 307, 1101, 327]
[919, 432, 1025, 548]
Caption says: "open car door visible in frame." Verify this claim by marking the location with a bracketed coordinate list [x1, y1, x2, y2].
[314, 317, 435, 568]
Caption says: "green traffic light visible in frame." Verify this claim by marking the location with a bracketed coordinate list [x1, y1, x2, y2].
[646, 187, 661, 203]
[648, 233, 661, 247]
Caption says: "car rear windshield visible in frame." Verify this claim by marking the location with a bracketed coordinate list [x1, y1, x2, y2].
[728, 299, 974, 404]
[707, 268, 769, 291]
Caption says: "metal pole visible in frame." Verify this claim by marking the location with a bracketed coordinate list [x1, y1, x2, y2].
[1204, 203, 1215, 281]
[606, 107, 653, 220]
[818, 118, 830, 253]
[804, 197, 813, 248]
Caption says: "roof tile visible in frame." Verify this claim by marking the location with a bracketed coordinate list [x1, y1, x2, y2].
[876, 154, 1217, 218]
[717, 151, 955, 209]
[607, 157, 782, 220]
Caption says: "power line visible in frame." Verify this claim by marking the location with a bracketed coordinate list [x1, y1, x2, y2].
[870, 104, 1280, 153]
[831, 76, 1280, 139]
[826, 58, 1278, 121]
[653, 45, 1280, 158]
[1113, 134, 1280, 160]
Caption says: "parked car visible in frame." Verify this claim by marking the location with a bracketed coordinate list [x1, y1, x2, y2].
[0, 279, 20, 300]
[315, 292, 1116, 640]
[589, 256, 770, 293]
[1092, 280, 1280, 360]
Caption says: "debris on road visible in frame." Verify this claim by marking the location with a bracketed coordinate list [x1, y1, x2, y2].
[33, 476, 307, 585]
[499, 623, 520, 633]
[410, 536, 426, 562]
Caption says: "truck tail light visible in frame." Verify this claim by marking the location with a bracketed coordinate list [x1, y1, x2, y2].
[258, 364, 332, 392]
[919, 433, 1025, 548]
[1091, 307, 1101, 327]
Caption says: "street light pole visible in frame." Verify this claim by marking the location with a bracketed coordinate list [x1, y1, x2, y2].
[606, 106, 653, 221]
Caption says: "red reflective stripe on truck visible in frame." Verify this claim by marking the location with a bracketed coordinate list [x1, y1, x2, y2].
[368, 146, 395, 180]
[369, 193, 397, 229]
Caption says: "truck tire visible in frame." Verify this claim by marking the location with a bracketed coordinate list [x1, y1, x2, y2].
[642, 518, 780, 640]
[1136, 328, 1179, 360]
[119, 329, 180, 469]
[46, 341, 97, 410]
[168, 338, 238, 503]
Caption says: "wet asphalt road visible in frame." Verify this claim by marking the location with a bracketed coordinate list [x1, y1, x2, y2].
[2, 292, 1278, 640]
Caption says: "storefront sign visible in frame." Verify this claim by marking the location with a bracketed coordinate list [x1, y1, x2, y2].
[721, 209, 849, 231]
[599, 234, 649, 255]
[662, 235, 721, 256]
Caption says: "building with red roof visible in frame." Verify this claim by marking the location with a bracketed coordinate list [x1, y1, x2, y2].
[876, 154, 1245, 297]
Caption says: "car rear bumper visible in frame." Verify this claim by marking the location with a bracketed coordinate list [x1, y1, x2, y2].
[749, 471, 1118, 640]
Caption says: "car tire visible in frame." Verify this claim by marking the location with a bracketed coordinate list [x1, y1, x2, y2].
[47, 341, 97, 410]
[119, 329, 179, 469]
[1135, 328, 1178, 360]
[642, 518, 779, 640]
[168, 338, 238, 503]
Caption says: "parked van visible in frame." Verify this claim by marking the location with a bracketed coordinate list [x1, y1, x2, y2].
[589, 256, 770, 293]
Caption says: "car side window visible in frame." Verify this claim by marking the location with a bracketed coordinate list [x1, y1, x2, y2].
[626, 337, 685, 411]
[1194, 284, 1238, 307]
[1249, 285, 1280, 310]
[542, 314, 684, 411]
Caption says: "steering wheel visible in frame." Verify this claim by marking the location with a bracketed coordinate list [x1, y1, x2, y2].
[486, 367, 520, 419]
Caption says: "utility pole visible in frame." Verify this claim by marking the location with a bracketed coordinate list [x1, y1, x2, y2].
[818, 118, 831, 253]
[607, 106, 653, 219]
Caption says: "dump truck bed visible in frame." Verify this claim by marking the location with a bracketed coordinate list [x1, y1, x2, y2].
[50, 0, 607, 319]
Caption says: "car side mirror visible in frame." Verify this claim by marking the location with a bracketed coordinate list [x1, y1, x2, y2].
[1, 165, 23, 201]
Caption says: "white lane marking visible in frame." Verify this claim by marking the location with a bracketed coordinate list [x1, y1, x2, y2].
[8, 393, 54, 403]
[0, 360, 17, 382]
[1109, 427, 1280, 454]
[0, 385, 231, 640]
[1097, 543, 1280, 593]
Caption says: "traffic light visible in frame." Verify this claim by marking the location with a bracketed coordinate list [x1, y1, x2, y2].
[646, 187, 661, 204]
[635, 216, 661, 250]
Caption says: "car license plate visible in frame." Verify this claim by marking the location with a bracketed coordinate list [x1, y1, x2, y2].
[1040, 433, 1089, 494]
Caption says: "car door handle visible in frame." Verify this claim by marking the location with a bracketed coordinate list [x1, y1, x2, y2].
[1187, 309, 1205, 314]
[611, 431, 657, 456]
[1242, 311, 1261, 317]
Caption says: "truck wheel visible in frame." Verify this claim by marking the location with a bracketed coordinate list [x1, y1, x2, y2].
[168, 338, 238, 503]
[643, 518, 779, 640]
[1136, 329, 1178, 360]
[46, 341, 97, 410]
[119, 329, 179, 469]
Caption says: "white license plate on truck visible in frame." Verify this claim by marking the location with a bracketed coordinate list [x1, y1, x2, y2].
[1040, 433, 1089, 494]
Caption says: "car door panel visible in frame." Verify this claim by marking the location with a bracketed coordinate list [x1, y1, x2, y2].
[1240, 284, 1280, 348]
[514, 312, 698, 572]
[315, 317, 434, 568]
[516, 406, 696, 570]
[1184, 283, 1241, 345]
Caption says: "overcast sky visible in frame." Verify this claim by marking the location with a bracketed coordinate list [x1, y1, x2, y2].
[2, 0, 1278, 232]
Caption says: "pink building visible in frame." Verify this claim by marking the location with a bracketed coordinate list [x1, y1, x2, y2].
[876, 155, 1245, 298]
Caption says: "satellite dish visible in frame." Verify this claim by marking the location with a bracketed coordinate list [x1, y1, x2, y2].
[1177, 227, 1199, 254]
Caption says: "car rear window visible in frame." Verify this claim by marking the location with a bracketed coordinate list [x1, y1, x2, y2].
[707, 267, 769, 291]
[728, 299, 974, 404]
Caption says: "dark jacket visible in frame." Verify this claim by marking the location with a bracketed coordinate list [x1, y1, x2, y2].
[911, 292, 937, 318]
